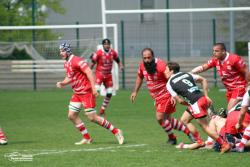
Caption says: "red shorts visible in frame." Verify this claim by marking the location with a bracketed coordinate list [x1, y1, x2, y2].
[219, 126, 226, 138]
[187, 96, 208, 119]
[155, 94, 176, 114]
[225, 111, 250, 135]
[70, 92, 96, 109]
[226, 87, 246, 102]
[95, 72, 113, 88]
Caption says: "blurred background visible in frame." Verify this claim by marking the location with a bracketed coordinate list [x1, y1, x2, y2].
[0, 0, 249, 90]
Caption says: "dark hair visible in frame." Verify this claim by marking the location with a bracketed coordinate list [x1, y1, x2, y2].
[141, 48, 154, 57]
[102, 38, 111, 45]
[168, 62, 180, 74]
[214, 43, 226, 51]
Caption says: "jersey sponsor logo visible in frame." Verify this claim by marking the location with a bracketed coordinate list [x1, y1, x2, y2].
[172, 73, 189, 84]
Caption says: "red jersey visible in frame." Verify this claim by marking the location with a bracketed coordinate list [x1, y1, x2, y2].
[64, 55, 91, 94]
[138, 58, 170, 101]
[92, 48, 118, 75]
[207, 53, 247, 90]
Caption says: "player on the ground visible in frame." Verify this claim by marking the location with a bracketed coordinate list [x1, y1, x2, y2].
[235, 89, 250, 152]
[130, 48, 197, 145]
[176, 104, 250, 150]
[56, 42, 124, 145]
[166, 62, 231, 153]
[191, 43, 248, 111]
[90, 39, 123, 116]
[0, 127, 7, 145]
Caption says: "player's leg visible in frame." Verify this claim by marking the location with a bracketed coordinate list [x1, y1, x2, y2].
[99, 75, 113, 116]
[170, 115, 197, 143]
[189, 96, 230, 153]
[157, 112, 176, 145]
[68, 94, 92, 145]
[156, 98, 177, 144]
[234, 125, 250, 152]
[180, 111, 203, 143]
[226, 88, 245, 111]
[197, 117, 230, 153]
[0, 127, 7, 145]
[83, 92, 124, 144]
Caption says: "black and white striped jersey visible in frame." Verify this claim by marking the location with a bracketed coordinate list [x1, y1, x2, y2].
[166, 72, 203, 104]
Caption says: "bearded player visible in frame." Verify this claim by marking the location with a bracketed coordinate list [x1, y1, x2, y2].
[130, 48, 197, 145]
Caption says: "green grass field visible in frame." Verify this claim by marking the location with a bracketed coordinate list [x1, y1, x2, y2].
[0, 88, 249, 167]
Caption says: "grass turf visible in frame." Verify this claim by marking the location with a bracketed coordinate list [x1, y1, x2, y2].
[0, 88, 249, 167]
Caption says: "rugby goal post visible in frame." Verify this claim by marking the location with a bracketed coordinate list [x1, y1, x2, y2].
[100, 0, 250, 86]
[0, 24, 120, 92]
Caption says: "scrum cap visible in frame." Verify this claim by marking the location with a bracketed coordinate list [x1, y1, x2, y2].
[59, 42, 72, 55]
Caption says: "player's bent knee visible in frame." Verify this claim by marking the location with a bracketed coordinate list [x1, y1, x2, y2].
[95, 85, 101, 92]
[106, 87, 113, 94]
[84, 108, 96, 122]
[68, 111, 78, 121]
[106, 93, 112, 98]
[68, 102, 81, 113]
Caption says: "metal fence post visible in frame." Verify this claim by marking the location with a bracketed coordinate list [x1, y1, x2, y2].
[212, 18, 217, 87]
[120, 20, 125, 89]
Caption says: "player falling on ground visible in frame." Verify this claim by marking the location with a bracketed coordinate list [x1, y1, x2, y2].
[130, 48, 197, 145]
[56, 42, 124, 145]
[191, 43, 248, 111]
[235, 89, 250, 152]
[0, 127, 7, 145]
[177, 102, 250, 151]
[166, 62, 231, 153]
[90, 39, 123, 116]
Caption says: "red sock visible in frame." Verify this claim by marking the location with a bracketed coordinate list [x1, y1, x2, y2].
[101, 118, 118, 135]
[171, 118, 190, 135]
[76, 123, 91, 139]
[168, 133, 176, 139]
[0, 130, 6, 139]
[215, 137, 224, 145]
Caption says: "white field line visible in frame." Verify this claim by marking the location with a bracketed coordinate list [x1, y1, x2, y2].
[5, 144, 147, 158]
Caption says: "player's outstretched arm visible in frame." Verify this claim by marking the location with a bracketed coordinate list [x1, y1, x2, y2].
[173, 95, 189, 106]
[236, 106, 247, 130]
[130, 76, 143, 103]
[190, 63, 209, 74]
[56, 76, 71, 88]
[85, 67, 99, 97]
[194, 74, 212, 105]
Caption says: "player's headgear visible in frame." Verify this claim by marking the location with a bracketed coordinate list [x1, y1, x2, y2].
[217, 108, 227, 118]
[102, 38, 111, 45]
[59, 42, 72, 55]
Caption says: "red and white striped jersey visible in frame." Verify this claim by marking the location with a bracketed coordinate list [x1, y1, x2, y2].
[92, 48, 118, 75]
[207, 53, 247, 90]
[64, 55, 91, 94]
[138, 58, 170, 101]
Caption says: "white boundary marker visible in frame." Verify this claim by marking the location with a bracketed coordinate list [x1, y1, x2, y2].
[4, 144, 147, 161]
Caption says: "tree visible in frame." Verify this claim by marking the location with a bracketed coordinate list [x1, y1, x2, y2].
[0, 0, 66, 42]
